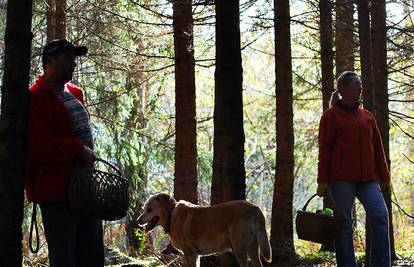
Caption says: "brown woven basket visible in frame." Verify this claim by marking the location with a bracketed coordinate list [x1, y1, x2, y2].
[68, 158, 129, 221]
[296, 194, 341, 244]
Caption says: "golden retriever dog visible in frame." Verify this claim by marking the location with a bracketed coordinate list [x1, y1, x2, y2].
[137, 193, 272, 267]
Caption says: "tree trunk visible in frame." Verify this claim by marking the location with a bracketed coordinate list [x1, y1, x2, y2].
[0, 0, 33, 265]
[46, 0, 55, 42]
[123, 74, 149, 250]
[357, 0, 375, 115]
[55, 0, 66, 39]
[319, 0, 335, 252]
[173, 0, 198, 204]
[402, 3, 414, 227]
[356, 1, 376, 264]
[270, 0, 295, 260]
[46, 0, 66, 42]
[210, 1, 245, 266]
[371, 0, 397, 260]
[319, 0, 334, 114]
[211, 0, 245, 205]
[335, 0, 355, 76]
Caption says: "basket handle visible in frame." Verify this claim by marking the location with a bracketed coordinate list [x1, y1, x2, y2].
[301, 193, 319, 211]
[94, 157, 123, 177]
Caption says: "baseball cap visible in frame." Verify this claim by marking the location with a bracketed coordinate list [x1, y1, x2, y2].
[42, 39, 87, 57]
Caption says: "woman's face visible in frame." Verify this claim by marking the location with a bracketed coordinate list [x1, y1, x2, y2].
[339, 76, 362, 105]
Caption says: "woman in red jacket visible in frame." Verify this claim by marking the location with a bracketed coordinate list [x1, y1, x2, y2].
[317, 71, 391, 267]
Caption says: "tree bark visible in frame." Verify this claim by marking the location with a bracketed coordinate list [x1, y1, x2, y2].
[210, 1, 245, 266]
[211, 0, 245, 205]
[371, 0, 397, 260]
[335, 0, 355, 76]
[55, 0, 66, 39]
[173, 0, 198, 204]
[319, 0, 334, 112]
[46, 0, 55, 42]
[270, 0, 295, 260]
[357, 0, 376, 115]
[356, 1, 376, 264]
[319, 0, 335, 252]
[0, 0, 33, 265]
[46, 0, 66, 42]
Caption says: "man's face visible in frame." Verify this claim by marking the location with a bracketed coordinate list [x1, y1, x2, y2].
[47, 52, 77, 84]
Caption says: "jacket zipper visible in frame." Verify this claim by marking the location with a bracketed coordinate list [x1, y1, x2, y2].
[353, 111, 363, 181]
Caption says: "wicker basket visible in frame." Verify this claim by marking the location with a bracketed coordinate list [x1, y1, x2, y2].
[296, 194, 341, 244]
[68, 158, 129, 221]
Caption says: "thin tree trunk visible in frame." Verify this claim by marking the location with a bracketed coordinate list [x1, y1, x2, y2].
[319, 0, 335, 253]
[356, 1, 376, 264]
[0, 0, 33, 265]
[371, 0, 397, 260]
[404, 3, 414, 228]
[335, 0, 355, 76]
[357, 0, 375, 115]
[124, 74, 149, 251]
[46, 0, 66, 42]
[270, 0, 295, 260]
[46, 0, 55, 42]
[55, 0, 66, 39]
[210, 1, 245, 266]
[319, 0, 334, 113]
[173, 0, 198, 204]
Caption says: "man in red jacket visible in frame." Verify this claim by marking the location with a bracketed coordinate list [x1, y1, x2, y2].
[26, 39, 104, 267]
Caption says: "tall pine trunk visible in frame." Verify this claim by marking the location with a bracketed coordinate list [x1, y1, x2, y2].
[371, 0, 397, 260]
[319, 0, 334, 112]
[357, 0, 375, 114]
[211, 1, 245, 266]
[0, 0, 33, 265]
[335, 0, 355, 76]
[55, 0, 66, 39]
[211, 0, 245, 205]
[46, 0, 55, 42]
[270, 0, 295, 260]
[46, 0, 66, 42]
[356, 1, 376, 264]
[319, 0, 335, 252]
[173, 0, 198, 204]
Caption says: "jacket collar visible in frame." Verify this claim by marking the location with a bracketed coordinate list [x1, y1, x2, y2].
[336, 100, 360, 112]
[30, 74, 55, 94]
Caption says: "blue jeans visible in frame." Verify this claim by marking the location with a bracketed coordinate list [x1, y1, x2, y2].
[39, 202, 104, 267]
[329, 181, 391, 267]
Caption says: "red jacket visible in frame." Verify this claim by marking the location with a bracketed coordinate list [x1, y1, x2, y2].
[317, 104, 390, 184]
[25, 75, 86, 202]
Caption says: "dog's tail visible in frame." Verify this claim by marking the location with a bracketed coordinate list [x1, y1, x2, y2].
[256, 209, 272, 263]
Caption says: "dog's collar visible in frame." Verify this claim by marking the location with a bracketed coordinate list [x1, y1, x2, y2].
[163, 203, 176, 233]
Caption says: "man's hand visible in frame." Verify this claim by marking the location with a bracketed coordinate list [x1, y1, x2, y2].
[81, 145, 95, 167]
[317, 183, 328, 197]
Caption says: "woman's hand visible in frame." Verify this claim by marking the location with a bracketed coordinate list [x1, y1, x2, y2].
[317, 183, 328, 197]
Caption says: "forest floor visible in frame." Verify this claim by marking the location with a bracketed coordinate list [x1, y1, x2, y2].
[24, 246, 414, 266]
[102, 247, 414, 267]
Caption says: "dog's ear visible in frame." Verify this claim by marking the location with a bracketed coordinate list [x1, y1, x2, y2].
[156, 193, 176, 208]
[169, 195, 177, 206]
[156, 193, 171, 205]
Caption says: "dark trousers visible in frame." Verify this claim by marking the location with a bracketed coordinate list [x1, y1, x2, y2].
[39, 202, 105, 267]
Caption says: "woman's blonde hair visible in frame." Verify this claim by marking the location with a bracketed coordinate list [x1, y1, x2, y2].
[329, 71, 359, 107]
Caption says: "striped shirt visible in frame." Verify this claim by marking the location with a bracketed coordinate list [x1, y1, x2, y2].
[55, 85, 93, 149]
